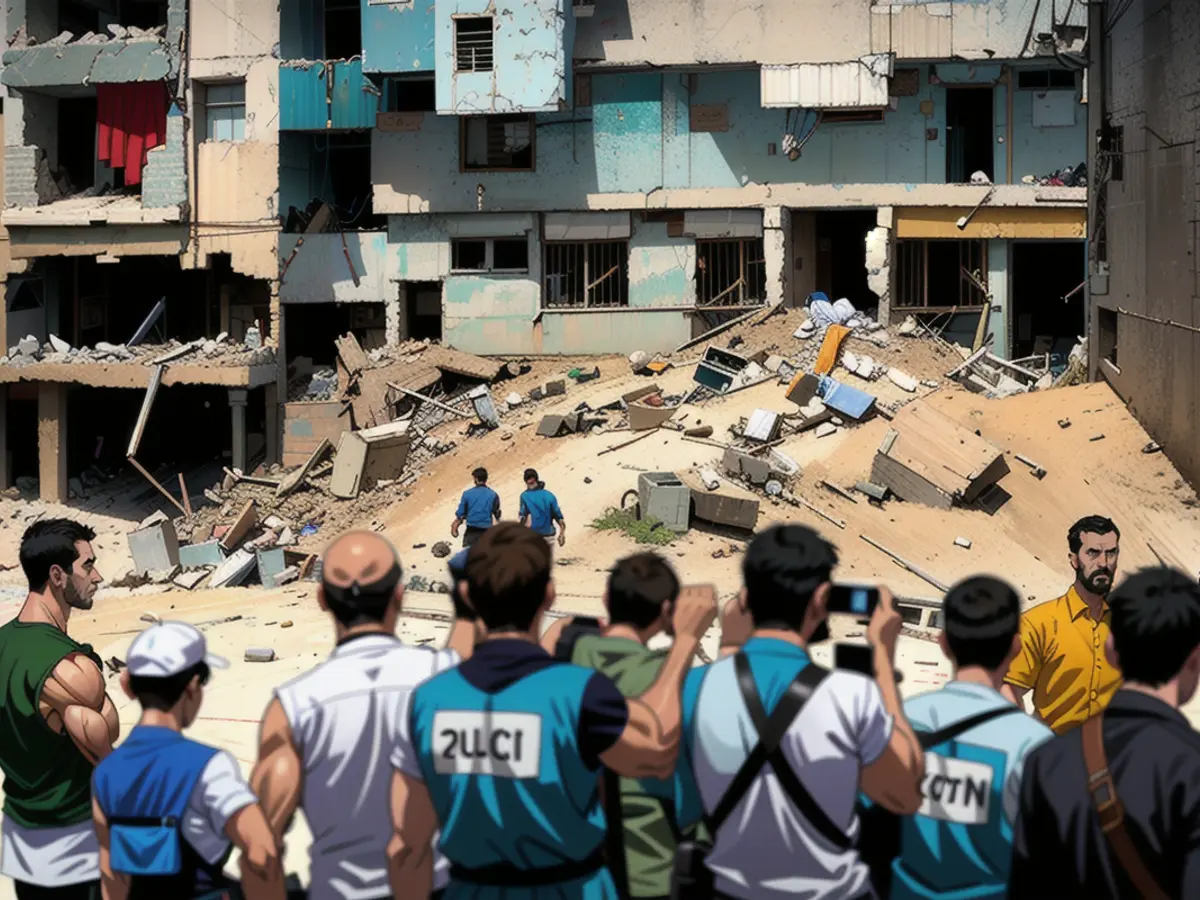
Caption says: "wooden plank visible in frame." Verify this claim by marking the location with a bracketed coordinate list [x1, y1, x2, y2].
[127, 457, 188, 516]
[334, 332, 370, 374]
[127, 365, 165, 458]
[220, 500, 258, 551]
[387, 383, 473, 418]
[278, 437, 332, 498]
[177, 472, 193, 517]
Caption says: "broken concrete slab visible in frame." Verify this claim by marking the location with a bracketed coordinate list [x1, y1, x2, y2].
[723, 448, 772, 485]
[128, 519, 180, 575]
[178, 540, 226, 569]
[48, 334, 72, 354]
[209, 549, 256, 588]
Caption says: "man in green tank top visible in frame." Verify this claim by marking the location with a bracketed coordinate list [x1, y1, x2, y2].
[540, 552, 691, 900]
[0, 518, 118, 900]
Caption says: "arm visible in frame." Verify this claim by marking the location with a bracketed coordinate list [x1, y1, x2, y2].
[553, 498, 566, 536]
[598, 585, 716, 779]
[519, 495, 530, 527]
[387, 769, 439, 899]
[93, 796, 130, 900]
[492, 494, 502, 523]
[1002, 610, 1044, 703]
[41, 653, 118, 765]
[249, 699, 303, 842]
[859, 644, 924, 814]
[227, 804, 286, 900]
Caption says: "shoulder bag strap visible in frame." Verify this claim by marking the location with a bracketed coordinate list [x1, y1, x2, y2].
[917, 705, 1025, 750]
[1080, 715, 1170, 900]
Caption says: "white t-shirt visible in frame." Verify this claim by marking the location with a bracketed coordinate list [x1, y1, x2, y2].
[275, 634, 459, 900]
[0, 749, 253, 887]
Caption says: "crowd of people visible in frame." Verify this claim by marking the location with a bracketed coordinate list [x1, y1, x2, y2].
[2, 511, 1200, 900]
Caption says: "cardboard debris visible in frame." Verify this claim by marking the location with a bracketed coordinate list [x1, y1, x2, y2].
[870, 401, 1010, 510]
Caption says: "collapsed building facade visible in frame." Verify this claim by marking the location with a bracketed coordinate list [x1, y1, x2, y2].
[0, 0, 1093, 503]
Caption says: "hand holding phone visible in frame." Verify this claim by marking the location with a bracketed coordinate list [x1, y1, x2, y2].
[827, 584, 881, 618]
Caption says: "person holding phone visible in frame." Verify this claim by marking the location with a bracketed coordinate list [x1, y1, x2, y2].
[669, 524, 924, 900]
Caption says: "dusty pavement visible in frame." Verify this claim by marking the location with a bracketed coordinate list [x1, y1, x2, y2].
[2, 349, 1200, 893]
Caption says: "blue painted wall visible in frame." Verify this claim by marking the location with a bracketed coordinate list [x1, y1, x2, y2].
[374, 64, 1087, 212]
[280, 60, 378, 130]
[362, 0, 435, 74]
[434, 0, 570, 114]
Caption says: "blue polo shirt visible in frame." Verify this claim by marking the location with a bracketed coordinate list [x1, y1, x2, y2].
[519, 487, 563, 536]
[456, 485, 501, 529]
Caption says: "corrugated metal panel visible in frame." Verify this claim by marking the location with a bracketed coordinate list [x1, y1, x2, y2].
[443, 213, 534, 238]
[683, 210, 763, 239]
[280, 63, 328, 130]
[332, 59, 380, 130]
[543, 212, 631, 241]
[761, 54, 893, 109]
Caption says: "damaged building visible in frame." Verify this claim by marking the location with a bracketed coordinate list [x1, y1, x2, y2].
[0, 0, 283, 503]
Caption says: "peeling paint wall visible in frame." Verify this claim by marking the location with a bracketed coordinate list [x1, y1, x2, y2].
[375, 66, 1086, 214]
[279, 231, 395, 304]
[363, 0, 435, 74]
[627, 218, 694, 308]
[435, 0, 570, 114]
[1010, 79, 1088, 180]
[866, 207, 892, 321]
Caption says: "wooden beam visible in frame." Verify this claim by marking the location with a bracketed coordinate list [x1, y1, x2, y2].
[127, 365, 165, 458]
[127, 456, 187, 516]
[177, 472, 193, 517]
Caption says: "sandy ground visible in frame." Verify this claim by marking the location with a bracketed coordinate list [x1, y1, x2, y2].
[3, 361, 1200, 895]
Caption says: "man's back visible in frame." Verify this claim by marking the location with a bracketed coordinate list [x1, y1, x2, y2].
[894, 682, 1051, 900]
[275, 634, 458, 899]
[1011, 690, 1200, 899]
[520, 488, 560, 536]
[572, 634, 678, 899]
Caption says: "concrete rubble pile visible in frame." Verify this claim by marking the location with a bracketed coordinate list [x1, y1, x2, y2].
[1, 332, 276, 369]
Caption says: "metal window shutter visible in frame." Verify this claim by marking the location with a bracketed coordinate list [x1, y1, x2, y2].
[683, 210, 763, 239]
[543, 212, 632, 241]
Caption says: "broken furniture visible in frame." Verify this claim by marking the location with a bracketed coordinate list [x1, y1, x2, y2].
[637, 472, 692, 534]
[693, 346, 752, 393]
[678, 470, 761, 531]
[330, 419, 413, 499]
[870, 401, 1010, 510]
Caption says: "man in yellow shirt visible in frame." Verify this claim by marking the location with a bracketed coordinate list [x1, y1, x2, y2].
[1001, 515, 1123, 733]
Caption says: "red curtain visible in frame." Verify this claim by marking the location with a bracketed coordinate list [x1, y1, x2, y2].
[97, 82, 169, 186]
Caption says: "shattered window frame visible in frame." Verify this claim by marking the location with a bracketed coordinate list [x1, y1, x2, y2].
[450, 237, 530, 275]
[204, 81, 247, 143]
[459, 114, 536, 172]
[695, 238, 768, 308]
[542, 240, 630, 309]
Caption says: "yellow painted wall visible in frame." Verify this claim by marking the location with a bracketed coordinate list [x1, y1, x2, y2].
[894, 206, 1087, 239]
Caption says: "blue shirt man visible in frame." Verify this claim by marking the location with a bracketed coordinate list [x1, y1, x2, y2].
[667, 524, 924, 900]
[887, 575, 1052, 900]
[519, 468, 565, 544]
[91, 621, 282, 899]
[386, 522, 716, 899]
[451, 467, 501, 548]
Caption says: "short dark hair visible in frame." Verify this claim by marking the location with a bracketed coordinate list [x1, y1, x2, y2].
[465, 522, 551, 632]
[524, 468, 539, 483]
[129, 662, 211, 712]
[1068, 516, 1120, 554]
[607, 553, 680, 629]
[473, 467, 488, 483]
[1109, 567, 1200, 686]
[742, 525, 838, 630]
[942, 576, 1022, 670]
[20, 519, 97, 592]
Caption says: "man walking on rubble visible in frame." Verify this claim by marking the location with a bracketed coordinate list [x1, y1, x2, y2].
[520, 468, 566, 547]
[450, 467, 501, 549]
[251, 530, 479, 900]
[0, 519, 118, 900]
[1001, 515, 1124, 733]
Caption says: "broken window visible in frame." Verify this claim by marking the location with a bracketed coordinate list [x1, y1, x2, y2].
[450, 238, 529, 273]
[894, 239, 989, 310]
[820, 109, 885, 124]
[387, 76, 436, 112]
[1017, 69, 1077, 90]
[696, 239, 767, 307]
[204, 82, 246, 142]
[461, 115, 535, 171]
[455, 17, 494, 73]
[543, 241, 629, 308]
[5, 275, 44, 312]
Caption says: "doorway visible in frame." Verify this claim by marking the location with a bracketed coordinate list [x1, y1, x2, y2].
[945, 88, 994, 184]
[1010, 241, 1086, 360]
[405, 282, 442, 341]
[812, 211, 877, 311]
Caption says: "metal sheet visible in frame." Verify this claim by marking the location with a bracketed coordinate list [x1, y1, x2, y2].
[760, 54, 893, 109]
[332, 59, 380, 130]
[280, 62, 329, 130]
[543, 211, 631, 241]
[683, 209, 763, 239]
[443, 213, 534, 238]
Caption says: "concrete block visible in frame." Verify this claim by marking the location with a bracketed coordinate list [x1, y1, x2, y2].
[179, 539, 226, 568]
[210, 549, 256, 588]
[128, 520, 181, 575]
[245, 648, 276, 663]
[257, 547, 288, 588]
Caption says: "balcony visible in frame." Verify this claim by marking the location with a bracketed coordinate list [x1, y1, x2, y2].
[279, 60, 380, 131]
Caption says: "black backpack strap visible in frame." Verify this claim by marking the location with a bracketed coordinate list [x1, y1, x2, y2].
[601, 767, 631, 900]
[554, 616, 603, 661]
[916, 705, 1025, 750]
[705, 655, 851, 851]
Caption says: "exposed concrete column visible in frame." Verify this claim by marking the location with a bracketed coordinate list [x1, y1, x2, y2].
[263, 383, 279, 467]
[37, 382, 67, 503]
[868, 207, 894, 325]
[387, 282, 405, 345]
[0, 387, 9, 490]
[229, 389, 248, 473]
[762, 207, 791, 307]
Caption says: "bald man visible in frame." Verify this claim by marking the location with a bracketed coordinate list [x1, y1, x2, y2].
[250, 532, 477, 900]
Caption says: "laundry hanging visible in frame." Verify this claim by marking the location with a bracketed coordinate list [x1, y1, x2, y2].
[97, 82, 169, 187]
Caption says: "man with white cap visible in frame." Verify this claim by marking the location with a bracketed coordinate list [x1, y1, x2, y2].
[251, 531, 478, 900]
[91, 621, 283, 900]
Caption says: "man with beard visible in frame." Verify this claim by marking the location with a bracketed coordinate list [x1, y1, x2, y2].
[1001, 515, 1123, 734]
[0, 518, 118, 899]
